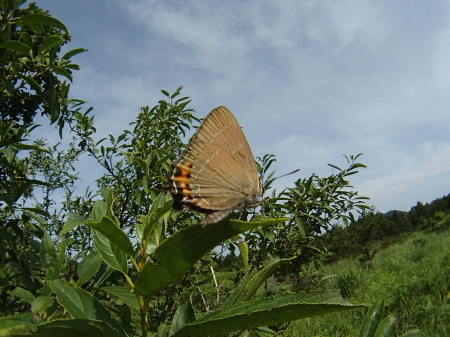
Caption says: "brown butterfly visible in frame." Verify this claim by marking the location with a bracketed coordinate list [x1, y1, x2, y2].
[169, 106, 261, 226]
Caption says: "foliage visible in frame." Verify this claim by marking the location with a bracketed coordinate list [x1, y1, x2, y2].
[0, 1, 375, 336]
[71, 87, 200, 234]
[0, 0, 87, 130]
[242, 154, 371, 291]
[1, 188, 365, 336]
[0, 0, 88, 315]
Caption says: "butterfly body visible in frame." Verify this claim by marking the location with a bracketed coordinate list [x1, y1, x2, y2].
[169, 106, 261, 226]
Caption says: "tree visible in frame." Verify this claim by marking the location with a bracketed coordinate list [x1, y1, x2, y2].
[0, 0, 87, 314]
[241, 154, 371, 291]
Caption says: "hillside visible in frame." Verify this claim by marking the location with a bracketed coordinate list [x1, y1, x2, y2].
[283, 229, 450, 336]
[322, 193, 450, 264]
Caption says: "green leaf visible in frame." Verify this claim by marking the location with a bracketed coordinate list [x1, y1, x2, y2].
[20, 207, 50, 217]
[10, 287, 35, 304]
[61, 47, 87, 60]
[170, 86, 183, 99]
[359, 299, 384, 337]
[11, 70, 43, 94]
[91, 188, 118, 222]
[93, 230, 128, 274]
[0, 317, 37, 334]
[134, 218, 287, 297]
[48, 65, 73, 81]
[94, 265, 114, 288]
[158, 324, 169, 337]
[19, 31, 33, 49]
[236, 241, 249, 273]
[40, 231, 56, 269]
[399, 329, 427, 337]
[169, 302, 196, 336]
[49, 239, 66, 280]
[50, 280, 90, 319]
[99, 286, 139, 311]
[31, 296, 54, 314]
[139, 195, 172, 248]
[374, 315, 397, 337]
[77, 252, 103, 286]
[0, 40, 31, 54]
[223, 258, 294, 306]
[172, 291, 364, 337]
[23, 318, 119, 336]
[50, 280, 125, 336]
[0, 74, 15, 93]
[60, 213, 87, 235]
[20, 14, 68, 31]
[85, 216, 134, 257]
[38, 36, 64, 55]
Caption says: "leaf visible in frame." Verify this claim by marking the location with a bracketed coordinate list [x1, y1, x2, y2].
[60, 213, 87, 235]
[77, 252, 103, 286]
[22, 209, 47, 225]
[10, 287, 35, 304]
[99, 286, 139, 311]
[50, 280, 90, 319]
[169, 303, 196, 336]
[94, 265, 114, 288]
[172, 291, 364, 337]
[0, 40, 31, 54]
[134, 218, 287, 297]
[50, 280, 125, 336]
[171, 86, 183, 99]
[62, 47, 88, 60]
[359, 299, 384, 337]
[20, 207, 50, 217]
[223, 258, 294, 306]
[40, 231, 56, 269]
[11, 70, 43, 94]
[0, 74, 15, 93]
[236, 241, 249, 273]
[20, 318, 119, 336]
[38, 36, 65, 55]
[0, 317, 37, 334]
[20, 14, 68, 31]
[91, 188, 118, 223]
[48, 65, 73, 81]
[85, 216, 134, 257]
[158, 324, 169, 337]
[31, 296, 54, 314]
[374, 315, 397, 337]
[93, 230, 128, 274]
[139, 195, 172, 247]
[399, 329, 427, 337]
[48, 239, 66, 281]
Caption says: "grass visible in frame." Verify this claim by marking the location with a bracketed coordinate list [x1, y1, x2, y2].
[281, 230, 450, 336]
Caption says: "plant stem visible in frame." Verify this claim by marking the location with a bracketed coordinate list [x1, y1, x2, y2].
[139, 295, 149, 337]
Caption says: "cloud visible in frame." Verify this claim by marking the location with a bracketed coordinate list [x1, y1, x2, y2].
[33, 0, 450, 213]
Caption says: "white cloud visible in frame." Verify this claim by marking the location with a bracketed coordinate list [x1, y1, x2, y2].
[33, 0, 450, 213]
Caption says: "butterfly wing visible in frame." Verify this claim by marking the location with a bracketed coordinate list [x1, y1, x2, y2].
[169, 106, 260, 225]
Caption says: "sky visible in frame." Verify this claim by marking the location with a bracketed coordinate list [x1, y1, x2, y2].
[33, 0, 450, 213]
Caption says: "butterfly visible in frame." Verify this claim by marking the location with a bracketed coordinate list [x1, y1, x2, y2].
[169, 106, 261, 226]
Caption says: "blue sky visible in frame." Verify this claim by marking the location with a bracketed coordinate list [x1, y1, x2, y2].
[35, 0, 450, 213]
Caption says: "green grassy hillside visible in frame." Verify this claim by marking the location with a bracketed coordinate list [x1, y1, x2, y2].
[282, 230, 450, 336]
